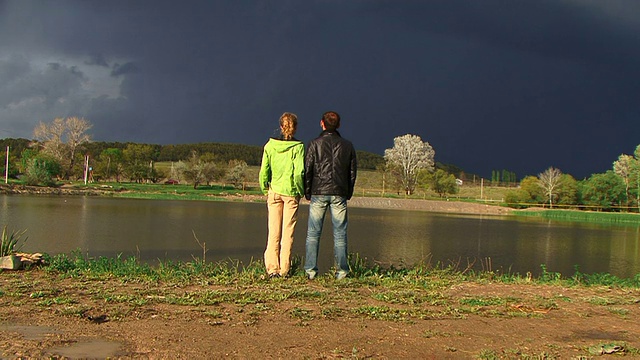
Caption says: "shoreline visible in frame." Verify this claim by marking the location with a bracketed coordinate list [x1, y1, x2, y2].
[0, 183, 513, 216]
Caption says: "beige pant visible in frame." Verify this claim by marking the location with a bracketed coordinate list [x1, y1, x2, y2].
[265, 190, 300, 276]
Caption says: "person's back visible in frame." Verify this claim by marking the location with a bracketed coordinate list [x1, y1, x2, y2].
[304, 111, 357, 280]
[259, 112, 304, 278]
[305, 130, 357, 199]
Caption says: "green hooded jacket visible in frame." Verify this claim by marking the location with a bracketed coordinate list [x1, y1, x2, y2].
[259, 138, 305, 197]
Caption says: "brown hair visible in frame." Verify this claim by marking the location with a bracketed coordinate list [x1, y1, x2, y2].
[322, 111, 340, 131]
[279, 112, 298, 140]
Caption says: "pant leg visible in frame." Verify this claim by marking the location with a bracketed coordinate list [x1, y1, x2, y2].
[279, 194, 299, 276]
[329, 196, 349, 278]
[264, 190, 284, 275]
[304, 195, 329, 278]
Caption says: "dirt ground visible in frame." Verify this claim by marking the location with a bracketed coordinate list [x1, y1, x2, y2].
[1, 271, 639, 359]
[2, 196, 639, 359]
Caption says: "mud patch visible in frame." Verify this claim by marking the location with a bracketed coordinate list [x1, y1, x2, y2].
[46, 339, 123, 358]
[0, 324, 59, 340]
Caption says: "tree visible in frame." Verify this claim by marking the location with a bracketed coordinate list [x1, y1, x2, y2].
[582, 171, 626, 211]
[427, 169, 459, 198]
[384, 134, 435, 195]
[123, 144, 156, 183]
[538, 167, 562, 208]
[22, 152, 61, 186]
[634, 145, 640, 211]
[226, 159, 248, 189]
[613, 154, 635, 209]
[178, 151, 222, 189]
[33, 117, 92, 179]
[95, 148, 125, 182]
[556, 174, 578, 206]
[519, 176, 543, 203]
[0, 148, 19, 180]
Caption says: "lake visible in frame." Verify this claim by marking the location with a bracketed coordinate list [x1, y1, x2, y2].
[2, 195, 639, 278]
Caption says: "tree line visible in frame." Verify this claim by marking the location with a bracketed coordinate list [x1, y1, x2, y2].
[369, 133, 640, 212]
[3, 117, 637, 212]
[505, 148, 640, 212]
[0, 117, 384, 188]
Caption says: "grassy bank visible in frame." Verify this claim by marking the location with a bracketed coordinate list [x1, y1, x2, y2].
[3, 252, 640, 358]
[514, 209, 640, 225]
[31, 251, 640, 288]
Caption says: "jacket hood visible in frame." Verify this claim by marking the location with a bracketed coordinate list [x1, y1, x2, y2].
[266, 137, 303, 153]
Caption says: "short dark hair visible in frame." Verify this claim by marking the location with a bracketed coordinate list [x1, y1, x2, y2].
[322, 111, 340, 131]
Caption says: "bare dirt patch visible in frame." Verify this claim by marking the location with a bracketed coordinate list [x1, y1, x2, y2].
[348, 197, 512, 216]
[1, 270, 639, 359]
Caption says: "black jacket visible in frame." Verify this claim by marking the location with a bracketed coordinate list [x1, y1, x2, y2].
[304, 130, 357, 200]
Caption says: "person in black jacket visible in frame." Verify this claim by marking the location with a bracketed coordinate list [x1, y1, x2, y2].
[304, 111, 357, 280]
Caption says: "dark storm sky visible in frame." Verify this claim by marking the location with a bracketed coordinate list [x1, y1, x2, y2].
[1, 0, 639, 179]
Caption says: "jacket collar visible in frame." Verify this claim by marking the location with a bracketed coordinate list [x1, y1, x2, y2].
[271, 136, 300, 142]
[319, 130, 341, 137]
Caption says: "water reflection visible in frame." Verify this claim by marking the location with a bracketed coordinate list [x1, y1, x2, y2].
[1, 195, 639, 278]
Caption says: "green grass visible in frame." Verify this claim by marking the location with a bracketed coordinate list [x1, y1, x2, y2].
[0, 225, 28, 256]
[514, 209, 640, 225]
[71, 181, 264, 202]
[38, 251, 640, 290]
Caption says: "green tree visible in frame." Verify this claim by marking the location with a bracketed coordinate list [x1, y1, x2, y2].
[123, 144, 156, 183]
[504, 175, 544, 207]
[504, 189, 531, 208]
[95, 148, 125, 182]
[520, 175, 545, 203]
[556, 174, 578, 206]
[23, 152, 61, 186]
[427, 169, 459, 198]
[582, 171, 626, 211]
[356, 151, 384, 170]
[0, 148, 20, 180]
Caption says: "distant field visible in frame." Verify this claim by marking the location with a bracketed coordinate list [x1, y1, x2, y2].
[154, 162, 511, 203]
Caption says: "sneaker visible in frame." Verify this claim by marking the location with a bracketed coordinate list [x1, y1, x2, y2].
[306, 272, 316, 280]
[335, 271, 348, 280]
[268, 273, 280, 279]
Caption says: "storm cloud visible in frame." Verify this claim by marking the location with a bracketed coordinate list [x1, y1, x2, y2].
[1, 0, 639, 178]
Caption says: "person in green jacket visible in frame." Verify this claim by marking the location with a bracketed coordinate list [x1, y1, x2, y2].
[259, 112, 305, 278]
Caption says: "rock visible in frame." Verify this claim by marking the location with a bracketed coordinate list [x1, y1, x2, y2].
[0, 255, 22, 270]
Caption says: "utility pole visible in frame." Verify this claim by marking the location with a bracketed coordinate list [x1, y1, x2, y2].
[4, 146, 8, 184]
[84, 155, 89, 185]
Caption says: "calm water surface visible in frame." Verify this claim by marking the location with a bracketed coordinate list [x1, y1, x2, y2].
[2, 195, 639, 278]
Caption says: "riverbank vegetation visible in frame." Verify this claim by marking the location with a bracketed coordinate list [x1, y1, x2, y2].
[514, 209, 640, 225]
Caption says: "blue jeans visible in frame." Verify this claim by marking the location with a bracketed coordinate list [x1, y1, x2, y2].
[304, 195, 349, 279]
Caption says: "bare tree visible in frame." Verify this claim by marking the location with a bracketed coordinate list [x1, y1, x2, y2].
[226, 159, 248, 189]
[33, 117, 92, 179]
[537, 167, 562, 208]
[384, 134, 435, 195]
[33, 118, 66, 160]
[613, 154, 634, 208]
[178, 151, 221, 189]
[64, 117, 92, 177]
